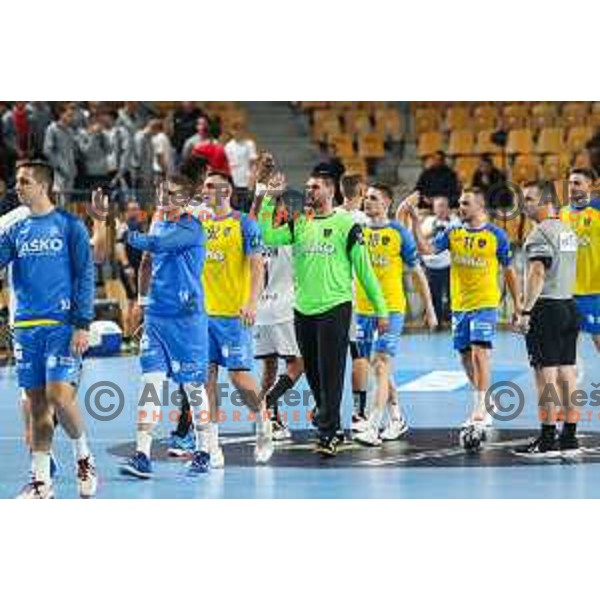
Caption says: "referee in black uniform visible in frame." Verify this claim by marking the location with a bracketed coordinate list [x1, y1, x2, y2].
[516, 181, 580, 457]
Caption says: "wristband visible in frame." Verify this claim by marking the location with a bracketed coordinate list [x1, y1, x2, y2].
[138, 295, 149, 307]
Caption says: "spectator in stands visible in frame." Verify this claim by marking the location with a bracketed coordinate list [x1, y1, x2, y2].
[43, 103, 78, 204]
[191, 134, 230, 175]
[102, 109, 132, 197]
[2, 102, 33, 161]
[415, 151, 461, 207]
[132, 120, 157, 206]
[419, 195, 458, 327]
[471, 154, 506, 199]
[225, 122, 257, 212]
[76, 112, 113, 194]
[0, 103, 13, 185]
[171, 102, 205, 158]
[117, 101, 148, 139]
[115, 199, 144, 348]
[181, 116, 210, 163]
[151, 118, 173, 179]
[26, 102, 53, 158]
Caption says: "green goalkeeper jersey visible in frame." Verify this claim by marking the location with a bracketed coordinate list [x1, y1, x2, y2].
[258, 198, 388, 317]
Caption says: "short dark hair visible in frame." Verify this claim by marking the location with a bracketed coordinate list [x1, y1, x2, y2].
[310, 168, 336, 188]
[370, 182, 394, 200]
[16, 159, 54, 193]
[206, 170, 234, 187]
[340, 173, 365, 199]
[569, 167, 597, 181]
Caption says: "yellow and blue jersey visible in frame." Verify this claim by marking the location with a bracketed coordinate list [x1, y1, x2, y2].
[356, 221, 418, 315]
[560, 199, 600, 296]
[434, 222, 512, 312]
[203, 211, 262, 317]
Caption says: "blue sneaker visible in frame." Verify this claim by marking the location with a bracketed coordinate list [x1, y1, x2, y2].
[120, 452, 153, 479]
[167, 430, 195, 457]
[187, 451, 211, 476]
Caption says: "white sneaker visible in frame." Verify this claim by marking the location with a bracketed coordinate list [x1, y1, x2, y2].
[272, 420, 292, 441]
[255, 421, 274, 464]
[380, 418, 409, 441]
[354, 425, 382, 447]
[77, 455, 97, 499]
[16, 481, 55, 499]
[351, 414, 368, 432]
[210, 445, 225, 469]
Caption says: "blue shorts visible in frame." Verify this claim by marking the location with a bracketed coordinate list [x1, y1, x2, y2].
[14, 324, 82, 390]
[140, 313, 208, 384]
[575, 294, 600, 335]
[356, 312, 404, 358]
[452, 308, 498, 352]
[209, 316, 254, 371]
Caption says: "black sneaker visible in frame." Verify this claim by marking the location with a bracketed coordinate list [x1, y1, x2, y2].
[559, 435, 580, 456]
[514, 436, 561, 458]
[315, 436, 338, 457]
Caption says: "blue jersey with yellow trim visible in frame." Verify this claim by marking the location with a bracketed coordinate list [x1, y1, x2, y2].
[203, 211, 263, 317]
[434, 222, 512, 312]
[356, 221, 418, 315]
[560, 199, 600, 295]
[0, 208, 94, 328]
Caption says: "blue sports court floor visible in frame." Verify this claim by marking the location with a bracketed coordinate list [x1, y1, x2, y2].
[1, 330, 599, 499]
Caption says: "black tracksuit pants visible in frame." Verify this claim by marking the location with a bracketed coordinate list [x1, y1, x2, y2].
[294, 302, 352, 439]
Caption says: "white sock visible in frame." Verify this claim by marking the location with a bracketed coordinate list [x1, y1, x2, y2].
[388, 401, 401, 422]
[183, 383, 210, 453]
[209, 422, 219, 451]
[255, 409, 266, 436]
[136, 430, 153, 457]
[369, 406, 385, 430]
[32, 452, 51, 485]
[72, 433, 90, 460]
[472, 390, 486, 420]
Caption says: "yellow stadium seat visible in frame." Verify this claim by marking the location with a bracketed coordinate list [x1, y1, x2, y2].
[344, 110, 372, 136]
[357, 132, 385, 159]
[448, 129, 474, 156]
[415, 108, 441, 134]
[542, 154, 571, 181]
[445, 106, 471, 131]
[328, 133, 355, 158]
[373, 108, 404, 141]
[342, 156, 368, 177]
[536, 127, 564, 154]
[566, 126, 593, 153]
[511, 154, 540, 183]
[312, 118, 342, 142]
[417, 131, 444, 158]
[506, 129, 534, 155]
[562, 102, 590, 127]
[531, 102, 558, 129]
[454, 157, 479, 184]
[475, 130, 499, 154]
[573, 151, 591, 169]
[503, 103, 530, 130]
[473, 105, 498, 131]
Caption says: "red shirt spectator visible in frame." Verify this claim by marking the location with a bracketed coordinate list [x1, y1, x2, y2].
[191, 140, 230, 174]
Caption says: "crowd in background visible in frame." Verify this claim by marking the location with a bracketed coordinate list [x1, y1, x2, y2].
[0, 101, 258, 210]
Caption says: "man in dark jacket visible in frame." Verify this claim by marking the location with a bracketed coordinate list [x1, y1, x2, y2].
[416, 151, 461, 207]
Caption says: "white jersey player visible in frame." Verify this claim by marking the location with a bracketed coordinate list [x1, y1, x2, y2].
[253, 185, 304, 441]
